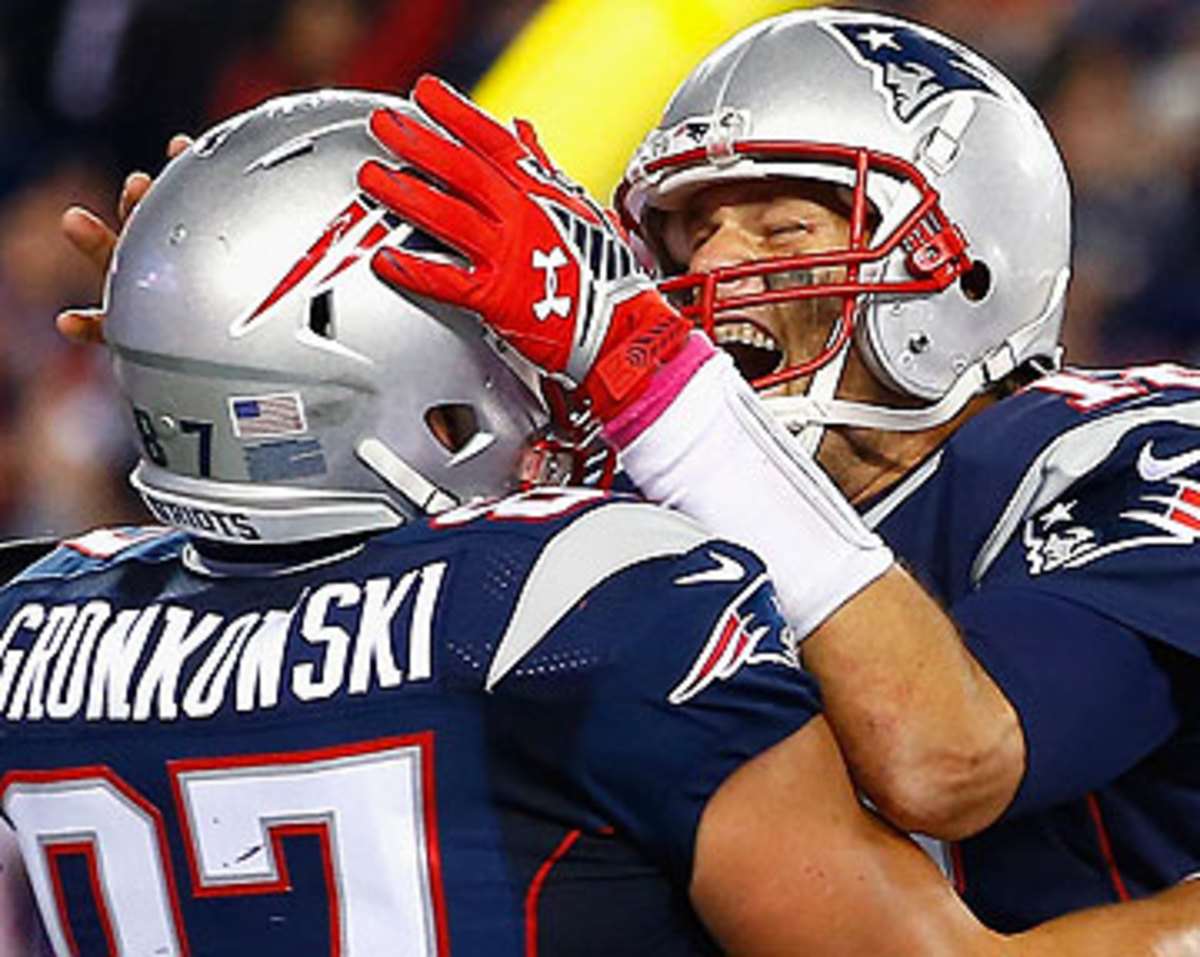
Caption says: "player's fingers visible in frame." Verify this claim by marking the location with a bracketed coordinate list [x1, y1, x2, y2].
[60, 206, 117, 275]
[166, 133, 192, 159]
[55, 307, 108, 345]
[359, 160, 496, 262]
[357, 159, 494, 237]
[117, 171, 154, 223]
[411, 74, 525, 165]
[370, 246, 476, 308]
[513, 118, 558, 175]
[368, 107, 502, 207]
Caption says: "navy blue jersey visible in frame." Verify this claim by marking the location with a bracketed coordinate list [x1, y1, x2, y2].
[865, 364, 1200, 930]
[0, 488, 817, 956]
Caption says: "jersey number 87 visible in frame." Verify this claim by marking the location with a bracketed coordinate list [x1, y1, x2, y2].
[2, 735, 448, 956]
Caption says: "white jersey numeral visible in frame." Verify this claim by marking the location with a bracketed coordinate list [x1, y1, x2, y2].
[432, 487, 606, 527]
[2, 737, 446, 956]
[1032, 363, 1200, 410]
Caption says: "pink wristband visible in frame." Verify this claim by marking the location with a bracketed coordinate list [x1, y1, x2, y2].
[602, 333, 717, 449]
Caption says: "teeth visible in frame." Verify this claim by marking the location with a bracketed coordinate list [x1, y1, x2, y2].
[714, 321, 779, 353]
[712, 320, 785, 381]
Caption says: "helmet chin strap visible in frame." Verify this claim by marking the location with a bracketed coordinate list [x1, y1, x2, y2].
[791, 344, 850, 453]
[766, 361, 990, 435]
[766, 266, 1070, 438]
[356, 437, 459, 516]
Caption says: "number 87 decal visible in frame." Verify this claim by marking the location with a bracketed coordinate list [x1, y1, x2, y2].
[1, 736, 448, 956]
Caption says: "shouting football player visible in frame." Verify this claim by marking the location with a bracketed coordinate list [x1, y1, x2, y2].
[354, 7, 1200, 936]
[48, 6, 1200, 949]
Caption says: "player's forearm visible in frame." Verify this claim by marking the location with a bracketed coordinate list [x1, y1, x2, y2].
[803, 566, 1025, 839]
[614, 349, 893, 635]
[691, 719, 1012, 957]
[611, 352, 1023, 836]
[1010, 878, 1200, 956]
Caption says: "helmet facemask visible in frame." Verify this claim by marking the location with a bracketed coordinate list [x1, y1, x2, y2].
[625, 140, 974, 447]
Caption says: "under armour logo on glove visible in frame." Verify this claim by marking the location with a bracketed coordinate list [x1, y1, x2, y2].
[532, 247, 570, 321]
[359, 75, 691, 419]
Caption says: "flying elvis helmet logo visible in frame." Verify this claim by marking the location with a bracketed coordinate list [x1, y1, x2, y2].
[822, 18, 999, 124]
[668, 560, 800, 706]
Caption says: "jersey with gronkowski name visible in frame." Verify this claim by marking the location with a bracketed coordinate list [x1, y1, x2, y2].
[0, 488, 816, 957]
[866, 364, 1200, 931]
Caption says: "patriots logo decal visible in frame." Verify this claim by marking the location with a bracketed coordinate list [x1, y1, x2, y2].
[824, 19, 996, 124]
[668, 555, 800, 705]
[230, 197, 398, 337]
[1023, 475, 1200, 576]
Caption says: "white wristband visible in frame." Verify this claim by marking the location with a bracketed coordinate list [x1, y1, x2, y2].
[619, 351, 894, 636]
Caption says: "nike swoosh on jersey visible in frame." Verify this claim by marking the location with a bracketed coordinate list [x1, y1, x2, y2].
[673, 549, 747, 586]
[1136, 440, 1200, 482]
[484, 502, 711, 692]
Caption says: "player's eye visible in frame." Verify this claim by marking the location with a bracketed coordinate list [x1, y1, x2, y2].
[764, 220, 810, 240]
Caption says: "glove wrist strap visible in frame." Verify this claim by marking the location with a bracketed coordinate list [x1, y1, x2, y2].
[602, 333, 716, 447]
[582, 303, 692, 421]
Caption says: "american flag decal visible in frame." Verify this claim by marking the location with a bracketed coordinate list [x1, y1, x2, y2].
[230, 393, 308, 439]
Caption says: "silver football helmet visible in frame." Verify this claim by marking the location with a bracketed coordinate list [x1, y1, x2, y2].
[106, 89, 563, 544]
[618, 8, 1072, 439]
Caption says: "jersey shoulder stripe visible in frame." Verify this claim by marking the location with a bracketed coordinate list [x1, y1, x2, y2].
[6, 526, 182, 584]
[485, 500, 711, 690]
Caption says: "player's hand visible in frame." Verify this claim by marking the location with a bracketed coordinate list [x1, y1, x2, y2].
[358, 75, 691, 420]
[55, 134, 192, 345]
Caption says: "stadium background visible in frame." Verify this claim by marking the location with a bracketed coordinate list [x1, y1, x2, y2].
[0, 0, 1196, 540]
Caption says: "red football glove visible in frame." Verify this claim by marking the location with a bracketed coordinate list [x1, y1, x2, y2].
[358, 74, 690, 421]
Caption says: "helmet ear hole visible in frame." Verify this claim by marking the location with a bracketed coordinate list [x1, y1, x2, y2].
[308, 290, 335, 338]
[959, 260, 992, 302]
[426, 403, 480, 454]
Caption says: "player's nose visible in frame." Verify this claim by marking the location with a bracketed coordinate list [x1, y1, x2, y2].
[688, 225, 765, 298]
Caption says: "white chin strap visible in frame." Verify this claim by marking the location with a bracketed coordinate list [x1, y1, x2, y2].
[357, 437, 459, 515]
[790, 343, 851, 452]
[767, 267, 1070, 438]
[767, 359, 990, 435]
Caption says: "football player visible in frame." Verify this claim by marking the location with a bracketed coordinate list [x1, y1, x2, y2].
[351, 7, 1200, 937]
[17, 87, 1200, 956]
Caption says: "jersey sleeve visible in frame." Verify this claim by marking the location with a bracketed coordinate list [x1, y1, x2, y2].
[973, 390, 1200, 661]
[955, 585, 1183, 816]
[489, 530, 821, 886]
[943, 392, 1200, 818]
[586, 546, 821, 883]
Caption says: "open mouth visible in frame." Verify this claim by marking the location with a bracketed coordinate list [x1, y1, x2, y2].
[713, 320, 784, 382]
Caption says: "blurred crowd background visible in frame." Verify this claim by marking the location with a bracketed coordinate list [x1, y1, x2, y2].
[0, 0, 1197, 541]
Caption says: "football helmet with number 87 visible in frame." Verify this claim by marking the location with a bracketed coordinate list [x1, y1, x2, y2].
[105, 89, 585, 545]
